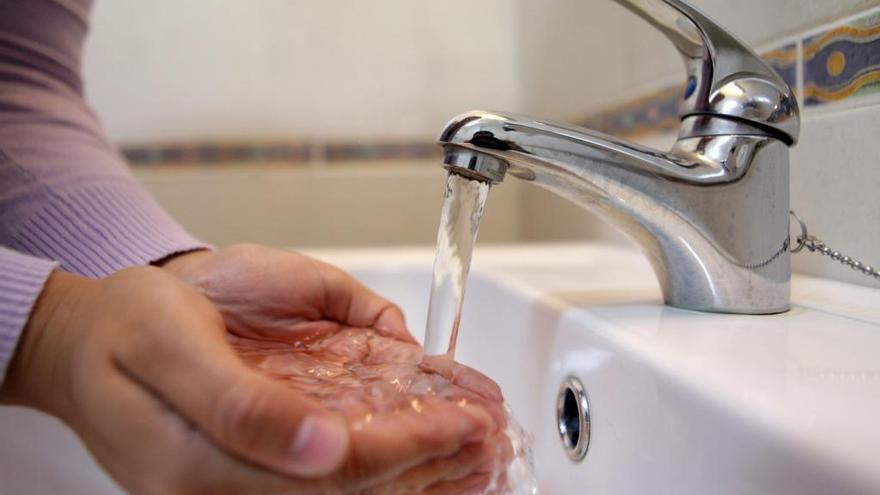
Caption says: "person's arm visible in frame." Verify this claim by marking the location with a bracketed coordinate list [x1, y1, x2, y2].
[0, 247, 57, 383]
[0, 129, 206, 278]
[0, 0, 206, 278]
[0, 259, 497, 495]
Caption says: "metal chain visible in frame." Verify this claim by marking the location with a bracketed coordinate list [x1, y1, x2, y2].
[790, 210, 880, 281]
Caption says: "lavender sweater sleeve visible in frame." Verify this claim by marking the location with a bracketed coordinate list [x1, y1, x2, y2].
[0, 0, 206, 278]
[0, 0, 206, 383]
[0, 248, 57, 382]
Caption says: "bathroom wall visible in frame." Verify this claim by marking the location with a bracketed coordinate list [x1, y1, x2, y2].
[82, 0, 880, 287]
[134, 162, 529, 248]
[518, 0, 880, 288]
[84, 0, 524, 143]
[83, 0, 528, 248]
[519, 0, 880, 121]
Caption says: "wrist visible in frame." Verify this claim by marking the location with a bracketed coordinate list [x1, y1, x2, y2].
[157, 249, 213, 284]
[1, 270, 91, 416]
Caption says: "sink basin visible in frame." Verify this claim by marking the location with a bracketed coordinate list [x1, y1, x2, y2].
[2, 243, 879, 494]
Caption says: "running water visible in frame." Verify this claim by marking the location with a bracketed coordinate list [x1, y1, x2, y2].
[424, 173, 490, 358]
[424, 172, 538, 495]
[234, 171, 537, 494]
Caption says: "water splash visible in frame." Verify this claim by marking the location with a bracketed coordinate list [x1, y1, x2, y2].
[489, 406, 539, 495]
[424, 173, 490, 358]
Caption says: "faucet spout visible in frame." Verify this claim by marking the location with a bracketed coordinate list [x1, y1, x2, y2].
[439, 110, 791, 314]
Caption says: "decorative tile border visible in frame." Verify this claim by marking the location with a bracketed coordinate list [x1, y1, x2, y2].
[123, 143, 312, 165]
[578, 85, 682, 138]
[122, 140, 440, 166]
[580, 43, 802, 139]
[324, 141, 439, 162]
[762, 41, 799, 93]
[580, 5, 880, 139]
[802, 9, 880, 107]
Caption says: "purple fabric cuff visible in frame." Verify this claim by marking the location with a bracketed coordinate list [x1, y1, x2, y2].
[5, 178, 207, 278]
[0, 247, 57, 384]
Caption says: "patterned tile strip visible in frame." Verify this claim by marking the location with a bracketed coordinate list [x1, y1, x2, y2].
[763, 42, 799, 93]
[578, 85, 682, 138]
[581, 42, 801, 139]
[802, 9, 880, 106]
[123, 141, 440, 166]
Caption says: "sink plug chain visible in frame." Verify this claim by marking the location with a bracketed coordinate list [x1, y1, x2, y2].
[790, 211, 880, 281]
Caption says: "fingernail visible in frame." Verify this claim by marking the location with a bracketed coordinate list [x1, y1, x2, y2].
[459, 405, 493, 443]
[287, 415, 349, 476]
[465, 423, 489, 444]
[461, 474, 492, 495]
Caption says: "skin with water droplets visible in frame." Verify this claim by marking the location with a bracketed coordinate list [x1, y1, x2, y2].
[233, 328, 502, 423]
[233, 327, 537, 493]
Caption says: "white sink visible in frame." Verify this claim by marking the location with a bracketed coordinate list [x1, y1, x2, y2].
[2, 243, 879, 494]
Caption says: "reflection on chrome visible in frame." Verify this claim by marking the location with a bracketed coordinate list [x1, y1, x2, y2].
[438, 0, 800, 314]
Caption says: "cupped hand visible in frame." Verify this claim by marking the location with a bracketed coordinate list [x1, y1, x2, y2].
[233, 326, 512, 494]
[160, 244, 415, 344]
[0, 267, 496, 494]
[162, 244, 513, 493]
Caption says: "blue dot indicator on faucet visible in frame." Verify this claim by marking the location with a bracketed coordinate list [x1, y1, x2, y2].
[684, 76, 697, 99]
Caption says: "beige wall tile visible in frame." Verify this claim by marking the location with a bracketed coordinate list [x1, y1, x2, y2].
[84, 0, 523, 143]
[134, 162, 527, 248]
[790, 104, 880, 287]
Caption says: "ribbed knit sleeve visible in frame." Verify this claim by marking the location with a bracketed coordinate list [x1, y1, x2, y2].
[0, 165, 206, 278]
[0, 128, 207, 278]
[1, 0, 208, 279]
[0, 247, 57, 384]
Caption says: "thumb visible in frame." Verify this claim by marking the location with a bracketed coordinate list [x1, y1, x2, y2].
[208, 369, 350, 477]
[117, 308, 349, 477]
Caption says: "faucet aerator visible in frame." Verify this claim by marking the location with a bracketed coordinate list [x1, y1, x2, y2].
[442, 146, 508, 184]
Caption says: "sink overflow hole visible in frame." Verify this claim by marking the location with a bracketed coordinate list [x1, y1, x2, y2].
[557, 376, 590, 462]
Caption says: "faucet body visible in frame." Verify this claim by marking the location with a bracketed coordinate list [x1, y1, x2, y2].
[438, 0, 800, 314]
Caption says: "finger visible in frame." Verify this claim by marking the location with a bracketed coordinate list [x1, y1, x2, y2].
[339, 400, 495, 488]
[68, 362, 185, 495]
[378, 430, 508, 495]
[310, 258, 417, 344]
[422, 472, 494, 495]
[76, 360, 325, 495]
[420, 357, 504, 402]
[115, 297, 349, 478]
[374, 304, 414, 344]
[484, 471, 510, 495]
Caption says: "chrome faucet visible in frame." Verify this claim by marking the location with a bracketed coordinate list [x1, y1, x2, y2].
[438, 0, 799, 314]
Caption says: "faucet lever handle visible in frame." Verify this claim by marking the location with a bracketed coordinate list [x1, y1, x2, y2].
[615, 0, 799, 144]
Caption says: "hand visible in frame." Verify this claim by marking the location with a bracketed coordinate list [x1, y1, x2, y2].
[0, 267, 494, 494]
[163, 244, 513, 493]
[233, 326, 513, 494]
[161, 244, 415, 345]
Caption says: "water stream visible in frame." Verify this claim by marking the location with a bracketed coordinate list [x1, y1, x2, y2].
[424, 172, 538, 494]
[424, 173, 490, 358]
